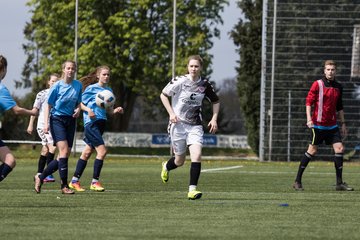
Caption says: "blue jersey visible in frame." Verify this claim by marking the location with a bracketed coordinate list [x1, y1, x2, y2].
[82, 83, 112, 126]
[48, 79, 82, 116]
[0, 83, 16, 115]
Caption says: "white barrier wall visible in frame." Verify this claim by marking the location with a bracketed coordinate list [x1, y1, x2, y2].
[75, 132, 249, 151]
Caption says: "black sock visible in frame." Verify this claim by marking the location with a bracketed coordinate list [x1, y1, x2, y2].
[46, 152, 55, 165]
[295, 152, 312, 183]
[0, 163, 13, 182]
[58, 158, 69, 188]
[40, 159, 58, 181]
[73, 159, 88, 179]
[166, 156, 177, 171]
[93, 159, 103, 181]
[334, 153, 343, 184]
[37, 155, 47, 173]
[189, 162, 201, 186]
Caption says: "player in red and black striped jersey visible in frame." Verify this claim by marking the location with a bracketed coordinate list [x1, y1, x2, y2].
[293, 60, 353, 191]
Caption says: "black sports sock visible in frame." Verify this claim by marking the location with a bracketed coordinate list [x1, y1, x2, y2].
[295, 152, 312, 183]
[58, 158, 69, 188]
[189, 162, 201, 186]
[166, 156, 177, 171]
[0, 163, 13, 182]
[40, 160, 58, 181]
[37, 155, 47, 173]
[334, 153, 343, 184]
[46, 152, 55, 165]
[93, 159, 103, 180]
[74, 159, 88, 179]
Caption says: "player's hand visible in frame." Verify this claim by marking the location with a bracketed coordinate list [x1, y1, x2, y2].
[113, 107, 124, 114]
[73, 107, 81, 118]
[306, 120, 314, 128]
[341, 123, 348, 140]
[169, 114, 178, 123]
[88, 109, 96, 119]
[208, 119, 218, 134]
[26, 127, 33, 135]
[43, 124, 49, 134]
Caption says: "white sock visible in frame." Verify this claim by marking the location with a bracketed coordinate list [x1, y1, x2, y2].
[189, 185, 197, 192]
[71, 177, 79, 182]
[92, 179, 99, 184]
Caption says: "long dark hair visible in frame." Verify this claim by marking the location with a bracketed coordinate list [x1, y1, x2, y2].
[80, 65, 110, 92]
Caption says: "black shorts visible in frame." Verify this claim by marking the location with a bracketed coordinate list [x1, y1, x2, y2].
[310, 127, 342, 146]
[0, 139, 5, 147]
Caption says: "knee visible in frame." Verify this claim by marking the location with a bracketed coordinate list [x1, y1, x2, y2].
[96, 148, 107, 160]
[335, 145, 345, 153]
[81, 150, 93, 160]
[174, 155, 185, 166]
[40, 146, 49, 156]
[5, 154, 16, 168]
[48, 145, 56, 154]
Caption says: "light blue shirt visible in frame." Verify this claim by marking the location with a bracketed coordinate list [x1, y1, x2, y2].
[0, 83, 16, 115]
[48, 79, 82, 116]
[82, 83, 112, 126]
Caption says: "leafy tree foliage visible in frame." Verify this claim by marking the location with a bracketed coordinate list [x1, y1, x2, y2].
[23, 0, 227, 131]
[230, 0, 262, 154]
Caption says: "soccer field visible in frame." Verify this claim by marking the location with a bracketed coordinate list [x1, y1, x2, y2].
[1, 155, 360, 240]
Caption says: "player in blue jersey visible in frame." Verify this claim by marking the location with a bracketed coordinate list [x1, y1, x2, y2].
[69, 66, 123, 192]
[0, 55, 38, 182]
[160, 55, 220, 200]
[27, 73, 59, 183]
[34, 60, 82, 194]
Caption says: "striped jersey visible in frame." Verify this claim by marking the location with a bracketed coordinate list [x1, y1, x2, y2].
[306, 77, 343, 128]
[162, 74, 219, 125]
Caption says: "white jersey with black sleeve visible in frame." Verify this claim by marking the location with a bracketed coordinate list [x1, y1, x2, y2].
[162, 74, 219, 125]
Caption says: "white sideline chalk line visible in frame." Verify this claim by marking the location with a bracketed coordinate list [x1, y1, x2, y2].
[201, 165, 243, 172]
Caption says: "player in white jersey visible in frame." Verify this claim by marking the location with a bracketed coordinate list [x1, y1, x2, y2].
[27, 74, 59, 182]
[160, 55, 220, 200]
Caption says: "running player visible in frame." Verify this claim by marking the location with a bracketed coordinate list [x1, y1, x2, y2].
[0, 55, 38, 182]
[69, 66, 123, 192]
[27, 73, 59, 182]
[34, 60, 82, 194]
[160, 55, 220, 200]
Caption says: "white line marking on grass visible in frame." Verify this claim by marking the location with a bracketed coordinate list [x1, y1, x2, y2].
[201, 165, 243, 173]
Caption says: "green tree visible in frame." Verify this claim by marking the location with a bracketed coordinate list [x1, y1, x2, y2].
[230, 0, 262, 154]
[23, 0, 227, 131]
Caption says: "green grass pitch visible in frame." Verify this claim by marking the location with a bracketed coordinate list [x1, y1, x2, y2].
[1, 153, 360, 239]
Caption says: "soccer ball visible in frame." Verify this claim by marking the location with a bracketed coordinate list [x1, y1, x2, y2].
[95, 89, 115, 109]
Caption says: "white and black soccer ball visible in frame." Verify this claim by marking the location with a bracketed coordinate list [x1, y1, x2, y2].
[95, 89, 115, 109]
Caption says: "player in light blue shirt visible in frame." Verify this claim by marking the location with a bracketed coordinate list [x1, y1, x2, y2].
[69, 66, 123, 192]
[34, 60, 82, 194]
[0, 55, 38, 183]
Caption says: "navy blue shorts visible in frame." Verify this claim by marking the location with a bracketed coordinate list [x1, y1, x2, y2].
[50, 115, 77, 148]
[0, 139, 5, 147]
[311, 127, 342, 145]
[83, 119, 106, 149]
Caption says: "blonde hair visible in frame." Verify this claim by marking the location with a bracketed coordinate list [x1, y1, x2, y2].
[80, 65, 110, 91]
[324, 60, 336, 68]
